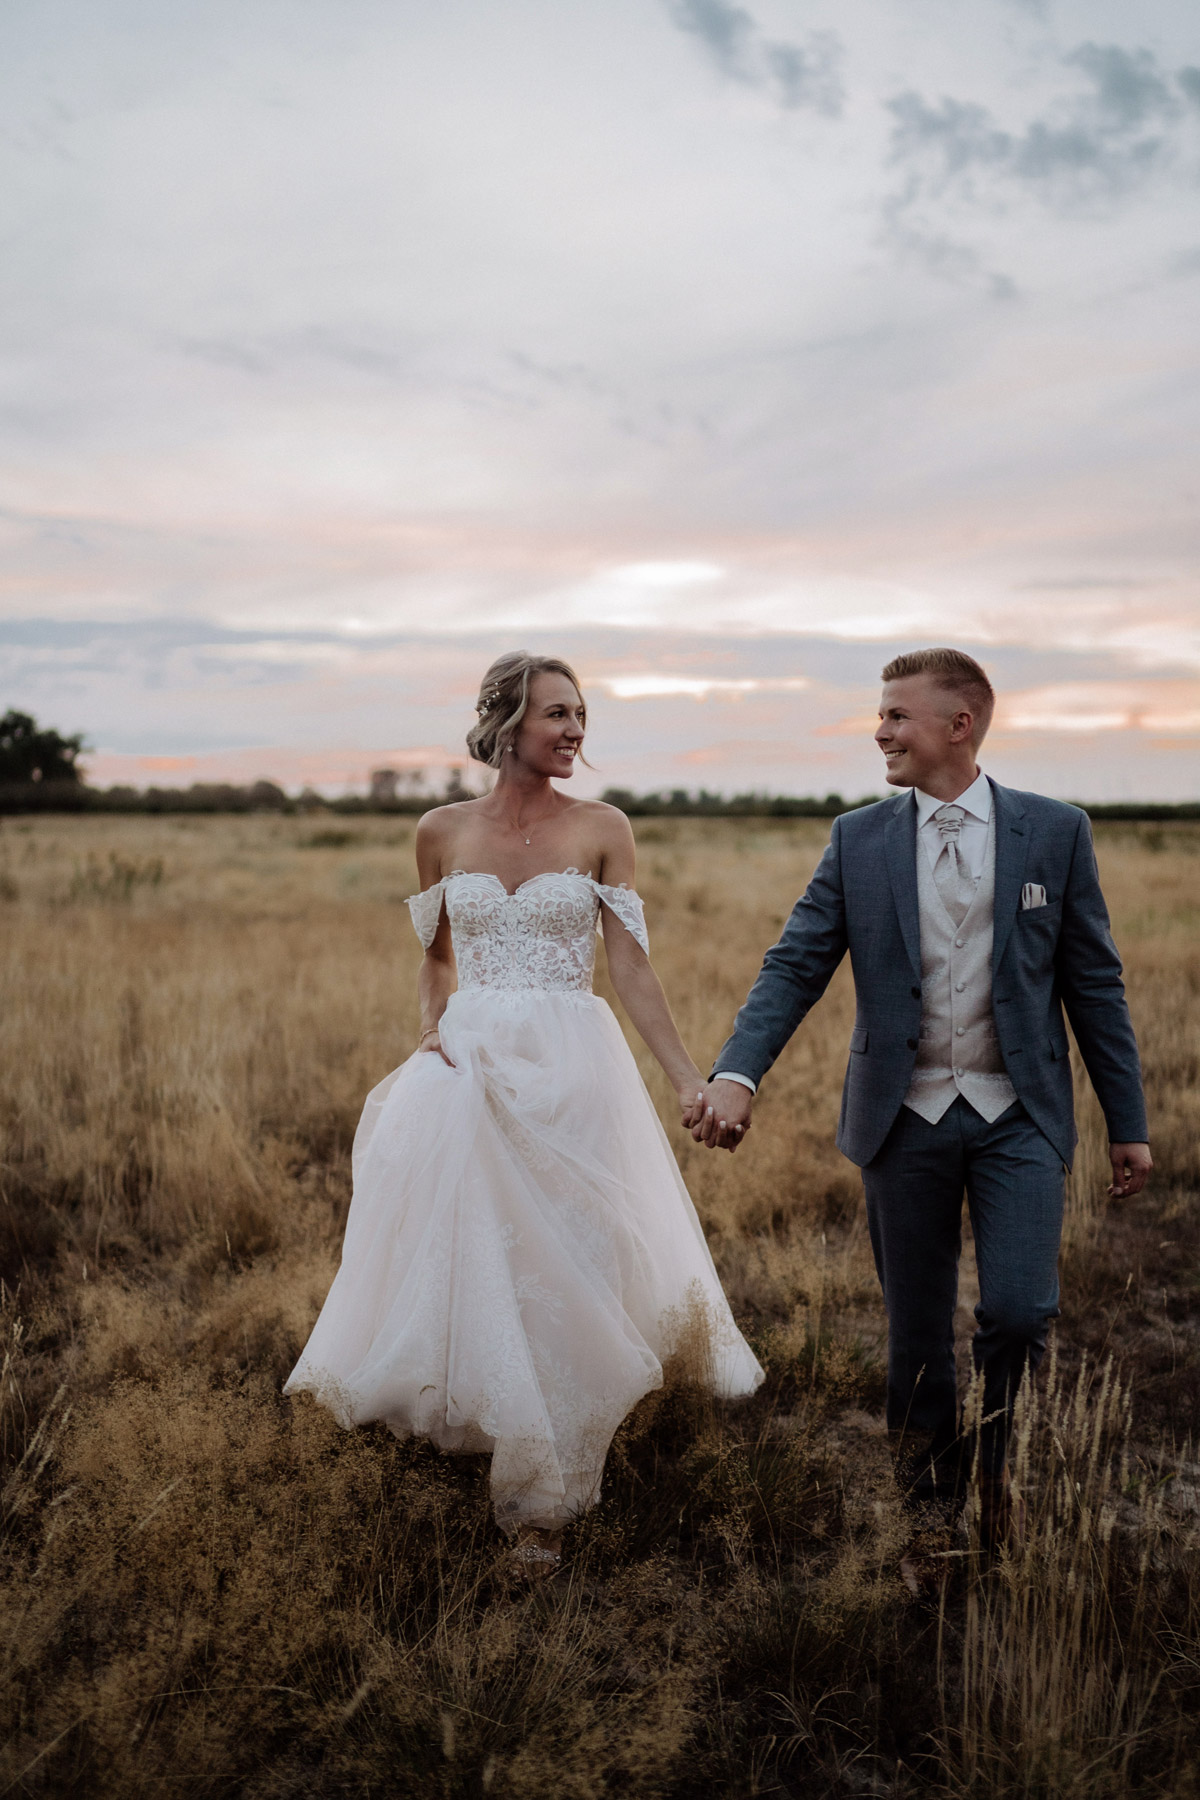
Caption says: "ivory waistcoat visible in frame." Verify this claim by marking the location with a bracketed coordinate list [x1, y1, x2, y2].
[903, 811, 1018, 1125]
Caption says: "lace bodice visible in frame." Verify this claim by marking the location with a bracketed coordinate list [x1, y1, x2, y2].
[406, 868, 648, 994]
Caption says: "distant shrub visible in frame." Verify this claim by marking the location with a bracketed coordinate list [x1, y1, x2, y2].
[67, 852, 165, 903]
[134, 780, 289, 814]
[0, 779, 92, 814]
[0, 709, 85, 784]
[301, 829, 361, 849]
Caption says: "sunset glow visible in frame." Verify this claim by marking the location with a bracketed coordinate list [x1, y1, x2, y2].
[3, 0, 1197, 799]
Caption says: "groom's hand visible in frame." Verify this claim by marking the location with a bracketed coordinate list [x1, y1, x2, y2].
[1108, 1142, 1152, 1199]
[692, 1079, 753, 1152]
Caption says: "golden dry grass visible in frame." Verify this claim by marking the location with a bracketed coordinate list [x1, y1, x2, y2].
[0, 812, 1197, 1797]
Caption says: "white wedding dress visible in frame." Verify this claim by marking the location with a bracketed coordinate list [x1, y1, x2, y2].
[285, 868, 763, 1533]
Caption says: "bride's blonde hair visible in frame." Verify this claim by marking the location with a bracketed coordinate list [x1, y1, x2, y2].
[467, 652, 588, 768]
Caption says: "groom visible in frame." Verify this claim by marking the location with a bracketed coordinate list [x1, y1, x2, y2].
[694, 648, 1151, 1560]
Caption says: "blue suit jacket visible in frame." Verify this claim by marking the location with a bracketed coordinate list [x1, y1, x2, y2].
[713, 781, 1148, 1168]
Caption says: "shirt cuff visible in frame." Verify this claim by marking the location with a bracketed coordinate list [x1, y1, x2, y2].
[713, 1070, 757, 1094]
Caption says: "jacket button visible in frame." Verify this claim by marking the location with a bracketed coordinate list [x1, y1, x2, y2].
[911, 985, 921, 999]
[906, 1037, 918, 1050]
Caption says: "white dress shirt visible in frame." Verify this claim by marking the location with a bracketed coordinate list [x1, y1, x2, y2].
[714, 771, 992, 1097]
[914, 768, 991, 879]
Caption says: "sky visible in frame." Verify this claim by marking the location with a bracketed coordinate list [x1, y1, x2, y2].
[3, 0, 1199, 799]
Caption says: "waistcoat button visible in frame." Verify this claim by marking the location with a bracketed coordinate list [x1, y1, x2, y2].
[955, 937, 964, 947]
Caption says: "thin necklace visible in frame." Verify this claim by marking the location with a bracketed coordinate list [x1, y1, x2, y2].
[512, 801, 558, 846]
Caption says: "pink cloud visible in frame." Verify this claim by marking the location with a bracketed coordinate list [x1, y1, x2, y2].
[995, 680, 1200, 735]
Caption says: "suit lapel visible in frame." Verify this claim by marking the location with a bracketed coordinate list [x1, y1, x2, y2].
[883, 792, 921, 976]
[990, 779, 1029, 972]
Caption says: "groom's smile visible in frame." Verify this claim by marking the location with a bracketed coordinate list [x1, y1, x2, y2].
[876, 672, 980, 799]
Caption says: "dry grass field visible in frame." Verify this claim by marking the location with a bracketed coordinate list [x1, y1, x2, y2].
[1, 811, 1197, 1798]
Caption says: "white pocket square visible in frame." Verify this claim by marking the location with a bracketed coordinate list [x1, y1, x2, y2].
[1021, 883, 1048, 910]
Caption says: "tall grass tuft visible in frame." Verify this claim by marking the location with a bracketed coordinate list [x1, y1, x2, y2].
[939, 1347, 1197, 1796]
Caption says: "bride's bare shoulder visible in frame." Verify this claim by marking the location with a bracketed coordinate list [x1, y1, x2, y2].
[569, 796, 634, 838]
[575, 797, 628, 819]
[417, 798, 486, 840]
[571, 800, 636, 881]
[415, 799, 485, 878]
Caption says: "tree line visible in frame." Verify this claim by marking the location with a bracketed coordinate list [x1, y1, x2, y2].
[2, 709, 1198, 821]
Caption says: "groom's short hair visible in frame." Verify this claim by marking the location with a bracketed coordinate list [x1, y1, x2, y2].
[881, 648, 996, 746]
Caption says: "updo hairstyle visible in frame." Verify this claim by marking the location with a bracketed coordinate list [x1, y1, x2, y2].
[466, 652, 587, 768]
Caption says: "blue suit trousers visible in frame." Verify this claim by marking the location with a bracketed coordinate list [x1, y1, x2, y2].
[861, 1096, 1065, 1498]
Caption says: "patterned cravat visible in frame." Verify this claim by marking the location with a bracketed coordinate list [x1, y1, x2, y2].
[932, 804, 972, 925]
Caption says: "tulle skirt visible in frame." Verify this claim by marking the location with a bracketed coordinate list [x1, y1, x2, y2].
[284, 986, 764, 1532]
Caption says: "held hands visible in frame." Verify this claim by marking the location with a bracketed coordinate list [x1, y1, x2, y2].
[680, 1078, 753, 1153]
[1108, 1141, 1152, 1199]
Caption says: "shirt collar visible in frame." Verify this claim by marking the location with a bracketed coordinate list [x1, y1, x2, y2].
[913, 769, 992, 828]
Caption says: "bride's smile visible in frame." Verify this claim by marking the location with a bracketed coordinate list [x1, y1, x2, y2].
[503, 674, 586, 785]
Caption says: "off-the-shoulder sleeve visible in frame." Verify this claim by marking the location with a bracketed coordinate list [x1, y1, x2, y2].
[593, 881, 649, 955]
[406, 880, 446, 950]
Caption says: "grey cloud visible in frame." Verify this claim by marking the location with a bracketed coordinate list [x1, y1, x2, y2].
[880, 197, 1018, 298]
[0, 616, 432, 754]
[668, 0, 843, 115]
[176, 327, 415, 380]
[1178, 67, 1200, 108]
[501, 353, 714, 446]
[888, 95, 1012, 179]
[508, 352, 610, 399]
[887, 42, 1197, 206]
[762, 35, 843, 116]
[0, 618, 337, 652]
[1008, 117, 1162, 185]
[297, 327, 416, 376]
[669, 0, 755, 79]
[0, 616, 339, 684]
[1068, 43, 1176, 130]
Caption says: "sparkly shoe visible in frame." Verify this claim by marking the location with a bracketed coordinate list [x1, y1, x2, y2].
[509, 1530, 563, 1580]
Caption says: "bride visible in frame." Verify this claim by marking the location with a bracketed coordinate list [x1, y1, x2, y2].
[285, 651, 763, 1569]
